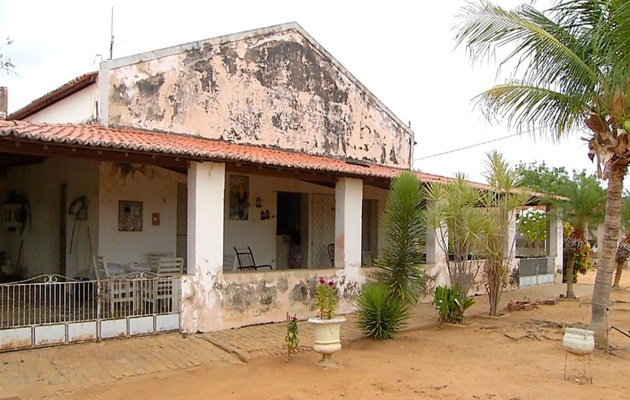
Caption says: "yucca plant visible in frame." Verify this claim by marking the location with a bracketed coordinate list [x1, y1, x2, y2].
[374, 171, 426, 304]
[356, 282, 410, 340]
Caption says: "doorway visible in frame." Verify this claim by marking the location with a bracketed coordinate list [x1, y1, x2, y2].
[276, 192, 307, 269]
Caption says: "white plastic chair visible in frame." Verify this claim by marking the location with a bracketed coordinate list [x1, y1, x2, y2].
[148, 252, 173, 273]
[92, 256, 136, 316]
[142, 257, 183, 313]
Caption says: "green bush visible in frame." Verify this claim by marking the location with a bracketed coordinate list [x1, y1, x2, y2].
[356, 282, 411, 340]
[432, 285, 474, 324]
[562, 243, 592, 283]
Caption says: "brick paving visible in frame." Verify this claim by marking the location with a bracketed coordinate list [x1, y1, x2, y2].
[0, 280, 595, 399]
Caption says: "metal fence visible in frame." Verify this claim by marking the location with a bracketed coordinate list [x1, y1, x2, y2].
[517, 257, 554, 287]
[0, 274, 181, 349]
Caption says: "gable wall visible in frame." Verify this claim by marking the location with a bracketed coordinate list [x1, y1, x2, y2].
[26, 85, 97, 123]
[106, 29, 412, 168]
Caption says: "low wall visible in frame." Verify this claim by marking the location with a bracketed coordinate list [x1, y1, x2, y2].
[181, 268, 364, 332]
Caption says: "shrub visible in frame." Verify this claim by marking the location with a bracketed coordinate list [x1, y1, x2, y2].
[432, 285, 474, 324]
[562, 241, 592, 283]
[356, 282, 410, 340]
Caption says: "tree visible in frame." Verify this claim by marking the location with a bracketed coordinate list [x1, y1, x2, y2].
[427, 151, 526, 317]
[425, 174, 487, 301]
[516, 162, 571, 196]
[480, 151, 528, 316]
[559, 171, 606, 298]
[456, 0, 630, 344]
[518, 208, 547, 253]
[0, 38, 15, 74]
[613, 194, 630, 288]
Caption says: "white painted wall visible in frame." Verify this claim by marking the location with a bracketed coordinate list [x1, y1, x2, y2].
[363, 185, 388, 260]
[25, 85, 97, 123]
[5, 157, 99, 278]
[223, 173, 388, 271]
[97, 162, 185, 267]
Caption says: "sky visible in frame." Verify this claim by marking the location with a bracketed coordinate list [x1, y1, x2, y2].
[0, 0, 601, 186]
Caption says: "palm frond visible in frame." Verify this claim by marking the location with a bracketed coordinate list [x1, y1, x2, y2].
[456, 1, 598, 92]
[475, 82, 587, 138]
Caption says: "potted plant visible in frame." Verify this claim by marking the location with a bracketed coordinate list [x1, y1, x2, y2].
[308, 277, 346, 366]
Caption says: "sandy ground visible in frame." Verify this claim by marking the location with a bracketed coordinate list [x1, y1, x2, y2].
[56, 270, 630, 400]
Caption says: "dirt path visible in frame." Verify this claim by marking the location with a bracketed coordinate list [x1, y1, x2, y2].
[54, 270, 630, 399]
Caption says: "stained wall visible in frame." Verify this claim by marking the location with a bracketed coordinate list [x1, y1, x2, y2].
[104, 27, 412, 168]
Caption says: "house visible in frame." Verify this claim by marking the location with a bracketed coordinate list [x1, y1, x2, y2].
[0, 22, 563, 350]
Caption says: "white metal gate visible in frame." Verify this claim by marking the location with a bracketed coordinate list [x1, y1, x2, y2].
[309, 194, 335, 268]
[0, 274, 181, 351]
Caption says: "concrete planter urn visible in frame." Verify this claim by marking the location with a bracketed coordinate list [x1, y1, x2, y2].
[307, 316, 346, 367]
[563, 328, 595, 356]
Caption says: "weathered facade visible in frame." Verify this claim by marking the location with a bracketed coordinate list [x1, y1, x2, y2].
[101, 24, 413, 168]
[0, 22, 562, 345]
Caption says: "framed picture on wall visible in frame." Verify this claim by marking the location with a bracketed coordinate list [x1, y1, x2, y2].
[229, 175, 249, 220]
[118, 200, 143, 231]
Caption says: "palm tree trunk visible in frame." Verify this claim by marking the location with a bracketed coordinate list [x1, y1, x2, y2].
[590, 164, 627, 345]
[565, 251, 577, 299]
[613, 260, 625, 289]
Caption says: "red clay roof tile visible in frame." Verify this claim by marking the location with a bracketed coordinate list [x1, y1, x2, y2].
[0, 120, 545, 199]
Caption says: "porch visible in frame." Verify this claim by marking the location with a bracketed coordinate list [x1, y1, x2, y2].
[0, 121, 562, 351]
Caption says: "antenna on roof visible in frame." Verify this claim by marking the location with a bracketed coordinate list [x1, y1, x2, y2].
[109, 6, 114, 60]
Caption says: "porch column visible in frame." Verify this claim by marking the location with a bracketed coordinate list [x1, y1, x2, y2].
[426, 224, 448, 264]
[547, 214, 564, 283]
[506, 210, 518, 267]
[182, 161, 225, 333]
[426, 223, 450, 287]
[335, 177, 363, 277]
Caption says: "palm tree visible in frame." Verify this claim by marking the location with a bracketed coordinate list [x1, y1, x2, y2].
[559, 172, 606, 298]
[456, 0, 630, 344]
[480, 151, 528, 316]
[613, 194, 630, 288]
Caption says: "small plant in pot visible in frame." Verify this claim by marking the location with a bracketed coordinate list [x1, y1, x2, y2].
[316, 277, 337, 319]
[308, 278, 346, 367]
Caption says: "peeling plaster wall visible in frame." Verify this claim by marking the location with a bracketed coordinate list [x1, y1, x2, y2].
[5, 158, 99, 278]
[97, 162, 185, 266]
[183, 172, 388, 331]
[183, 268, 362, 331]
[107, 30, 412, 168]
